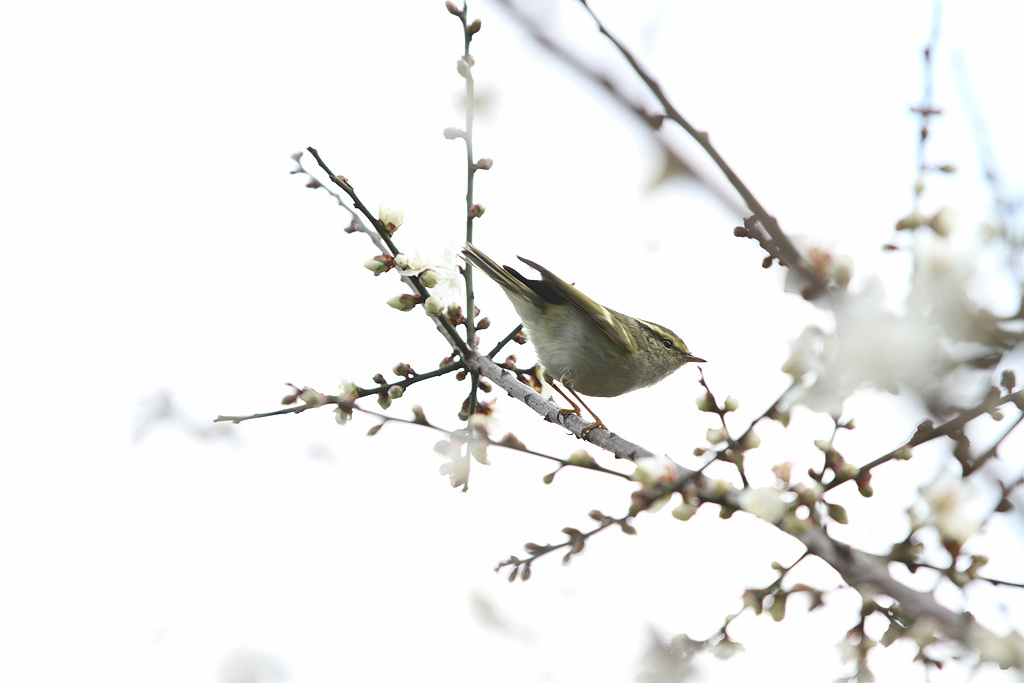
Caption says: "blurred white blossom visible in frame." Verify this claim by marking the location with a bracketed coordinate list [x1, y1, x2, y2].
[970, 625, 1024, 669]
[784, 236, 853, 295]
[907, 236, 998, 349]
[436, 440, 470, 491]
[921, 469, 983, 545]
[636, 629, 699, 683]
[631, 455, 678, 489]
[738, 487, 787, 524]
[781, 276, 953, 417]
[219, 647, 288, 683]
[930, 206, 959, 236]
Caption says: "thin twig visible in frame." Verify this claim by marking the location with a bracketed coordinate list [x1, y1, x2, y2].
[574, 0, 828, 299]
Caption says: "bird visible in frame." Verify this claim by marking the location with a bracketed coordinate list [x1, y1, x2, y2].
[462, 243, 704, 435]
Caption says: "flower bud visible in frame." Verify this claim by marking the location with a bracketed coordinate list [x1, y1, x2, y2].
[378, 202, 404, 232]
[709, 479, 733, 497]
[567, 449, 595, 467]
[771, 461, 793, 484]
[424, 295, 444, 316]
[363, 255, 392, 275]
[419, 269, 441, 288]
[446, 302, 465, 325]
[299, 388, 322, 407]
[387, 294, 422, 312]
[672, 500, 697, 521]
[930, 206, 958, 236]
[896, 211, 923, 231]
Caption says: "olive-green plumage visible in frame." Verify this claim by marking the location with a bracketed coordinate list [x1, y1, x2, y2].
[463, 243, 703, 434]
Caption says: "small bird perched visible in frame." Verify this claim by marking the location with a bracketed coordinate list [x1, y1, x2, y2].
[462, 243, 704, 435]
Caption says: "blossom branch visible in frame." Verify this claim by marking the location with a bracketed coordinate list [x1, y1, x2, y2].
[823, 387, 1024, 492]
[573, 0, 829, 299]
[305, 146, 401, 257]
[303, 146, 472, 358]
[495, 509, 638, 581]
[461, 347, 698, 460]
[489, 0, 746, 219]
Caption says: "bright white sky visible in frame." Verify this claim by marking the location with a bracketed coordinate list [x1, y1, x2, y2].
[2, 1, 1022, 682]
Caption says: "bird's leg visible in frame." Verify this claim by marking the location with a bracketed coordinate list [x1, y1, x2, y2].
[547, 376, 606, 436]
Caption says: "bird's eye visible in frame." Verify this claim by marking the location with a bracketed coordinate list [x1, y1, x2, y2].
[661, 338, 673, 349]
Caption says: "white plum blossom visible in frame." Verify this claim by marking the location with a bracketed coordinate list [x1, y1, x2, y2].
[784, 236, 853, 295]
[738, 487, 788, 524]
[338, 379, 358, 398]
[781, 275, 953, 417]
[907, 236, 990, 348]
[778, 235, 977, 416]
[921, 469, 984, 545]
[393, 245, 464, 309]
[424, 243, 464, 303]
[709, 637, 745, 660]
[631, 455, 678, 489]
[781, 327, 825, 379]
[394, 252, 427, 272]
[436, 440, 470, 491]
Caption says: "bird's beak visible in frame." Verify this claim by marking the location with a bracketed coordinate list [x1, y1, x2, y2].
[685, 354, 706, 363]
